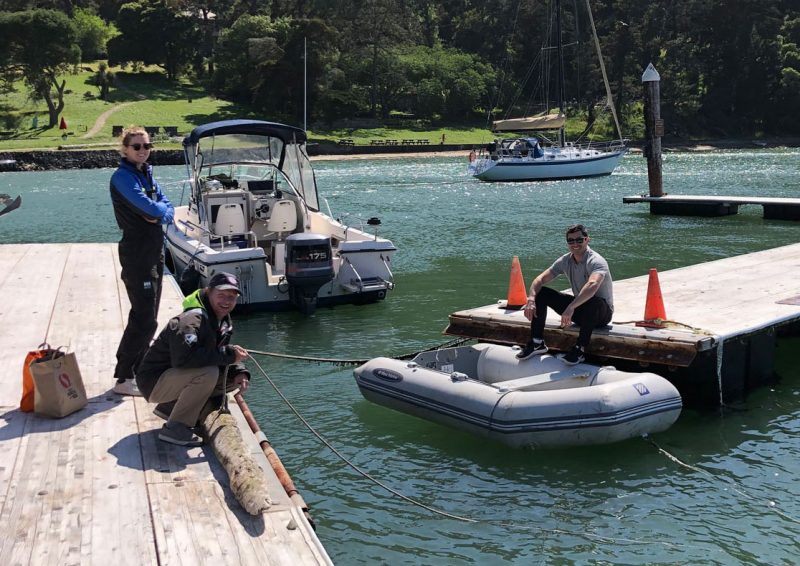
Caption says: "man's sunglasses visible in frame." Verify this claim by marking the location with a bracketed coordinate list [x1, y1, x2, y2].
[127, 143, 154, 151]
[566, 237, 586, 244]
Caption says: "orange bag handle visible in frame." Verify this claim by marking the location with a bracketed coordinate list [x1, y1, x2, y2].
[20, 343, 59, 412]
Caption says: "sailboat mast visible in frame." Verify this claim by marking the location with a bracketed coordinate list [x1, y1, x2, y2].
[555, 0, 566, 147]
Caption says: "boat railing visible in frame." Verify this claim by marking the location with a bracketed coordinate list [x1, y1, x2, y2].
[340, 256, 394, 294]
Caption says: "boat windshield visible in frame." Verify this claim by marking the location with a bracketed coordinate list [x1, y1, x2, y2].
[190, 133, 320, 210]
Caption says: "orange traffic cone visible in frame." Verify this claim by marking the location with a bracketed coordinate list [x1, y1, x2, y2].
[59, 116, 67, 130]
[636, 268, 667, 328]
[504, 256, 528, 310]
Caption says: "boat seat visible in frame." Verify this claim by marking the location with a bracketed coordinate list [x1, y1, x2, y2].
[214, 203, 248, 235]
[211, 203, 257, 248]
[492, 367, 594, 392]
[264, 199, 298, 240]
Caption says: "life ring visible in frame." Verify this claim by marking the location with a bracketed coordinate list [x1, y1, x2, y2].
[468, 150, 477, 162]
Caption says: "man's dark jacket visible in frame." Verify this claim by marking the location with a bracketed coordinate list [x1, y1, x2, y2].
[135, 289, 250, 399]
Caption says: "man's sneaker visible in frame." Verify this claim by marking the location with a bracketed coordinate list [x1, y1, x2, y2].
[113, 378, 142, 397]
[516, 340, 548, 360]
[158, 422, 203, 447]
[560, 345, 586, 366]
[153, 401, 176, 421]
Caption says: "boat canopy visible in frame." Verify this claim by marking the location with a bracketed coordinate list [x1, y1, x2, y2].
[183, 119, 307, 145]
[183, 119, 320, 211]
[492, 113, 566, 133]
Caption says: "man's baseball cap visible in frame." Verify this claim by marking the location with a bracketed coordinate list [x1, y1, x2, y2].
[208, 272, 241, 294]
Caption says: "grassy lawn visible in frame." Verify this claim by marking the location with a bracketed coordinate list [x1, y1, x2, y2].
[0, 62, 626, 152]
[0, 64, 263, 151]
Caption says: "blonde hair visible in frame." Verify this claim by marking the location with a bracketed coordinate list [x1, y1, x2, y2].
[118, 126, 149, 156]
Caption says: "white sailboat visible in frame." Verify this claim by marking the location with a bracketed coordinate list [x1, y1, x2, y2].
[471, 0, 627, 182]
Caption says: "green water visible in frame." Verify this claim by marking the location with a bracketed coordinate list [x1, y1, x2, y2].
[2, 150, 799, 564]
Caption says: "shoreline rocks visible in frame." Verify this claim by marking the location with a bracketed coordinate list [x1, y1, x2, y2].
[1, 138, 798, 171]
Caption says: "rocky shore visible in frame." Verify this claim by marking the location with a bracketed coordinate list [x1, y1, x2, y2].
[1, 138, 797, 171]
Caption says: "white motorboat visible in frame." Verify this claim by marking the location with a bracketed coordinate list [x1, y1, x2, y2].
[353, 343, 682, 448]
[165, 119, 396, 313]
[470, 0, 627, 182]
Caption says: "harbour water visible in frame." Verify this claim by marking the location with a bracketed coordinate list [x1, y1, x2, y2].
[2, 150, 799, 564]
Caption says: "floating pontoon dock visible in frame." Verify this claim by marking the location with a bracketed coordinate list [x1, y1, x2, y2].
[0, 243, 332, 565]
[445, 243, 800, 405]
[623, 194, 800, 220]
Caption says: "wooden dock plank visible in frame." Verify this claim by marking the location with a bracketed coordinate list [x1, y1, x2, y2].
[610, 244, 800, 338]
[44, 243, 123, 397]
[0, 244, 69, 402]
[0, 243, 331, 566]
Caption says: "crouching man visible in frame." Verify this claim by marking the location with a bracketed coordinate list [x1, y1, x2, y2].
[136, 272, 250, 447]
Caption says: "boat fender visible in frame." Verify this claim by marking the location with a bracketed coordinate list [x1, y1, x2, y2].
[450, 372, 468, 382]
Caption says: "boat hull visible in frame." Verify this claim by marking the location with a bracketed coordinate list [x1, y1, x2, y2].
[473, 149, 625, 182]
[353, 344, 682, 448]
[165, 206, 395, 311]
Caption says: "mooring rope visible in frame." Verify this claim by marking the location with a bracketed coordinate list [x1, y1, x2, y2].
[246, 353, 477, 523]
[645, 436, 799, 524]
[245, 336, 472, 366]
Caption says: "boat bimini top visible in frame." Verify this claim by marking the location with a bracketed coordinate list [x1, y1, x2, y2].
[183, 119, 320, 211]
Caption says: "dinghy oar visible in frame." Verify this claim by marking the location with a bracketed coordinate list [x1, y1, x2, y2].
[0, 195, 21, 217]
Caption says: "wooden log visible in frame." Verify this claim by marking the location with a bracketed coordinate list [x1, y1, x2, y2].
[199, 403, 272, 516]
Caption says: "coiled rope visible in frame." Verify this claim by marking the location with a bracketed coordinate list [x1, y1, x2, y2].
[246, 353, 477, 523]
[611, 319, 716, 334]
[245, 336, 471, 367]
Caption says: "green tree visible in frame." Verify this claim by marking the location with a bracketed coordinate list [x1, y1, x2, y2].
[73, 7, 118, 60]
[212, 14, 286, 103]
[337, 0, 423, 117]
[777, 16, 800, 131]
[88, 61, 115, 100]
[397, 45, 495, 120]
[108, 0, 196, 80]
[0, 9, 81, 127]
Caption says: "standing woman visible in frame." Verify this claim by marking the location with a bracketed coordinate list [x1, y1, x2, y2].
[110, 126, 174, 396]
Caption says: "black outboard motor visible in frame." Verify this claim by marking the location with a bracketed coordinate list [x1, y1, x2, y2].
[285, 233, 334, 314]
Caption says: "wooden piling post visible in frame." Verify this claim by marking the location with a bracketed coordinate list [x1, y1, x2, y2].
[642, 63, 663, 197]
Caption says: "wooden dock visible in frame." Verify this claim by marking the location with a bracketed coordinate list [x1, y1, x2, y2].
[623, 194, 800, 220]
[0, 243, 332, 565]
[445, 243, 800, 405]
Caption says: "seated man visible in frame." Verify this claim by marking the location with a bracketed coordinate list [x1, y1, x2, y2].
[136, 272, 250, 446]
[516, 223, 614, 365]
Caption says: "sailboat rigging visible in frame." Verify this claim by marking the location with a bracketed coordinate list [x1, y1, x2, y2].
[470, 0, 627, 182]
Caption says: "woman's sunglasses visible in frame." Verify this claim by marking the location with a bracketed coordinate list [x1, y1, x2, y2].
[127, 143, 154, 151]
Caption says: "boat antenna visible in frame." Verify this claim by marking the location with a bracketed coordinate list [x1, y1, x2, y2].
[585, 0, 624, 141]
[303, 36, 307, 131]
[556, 0, 566, 147]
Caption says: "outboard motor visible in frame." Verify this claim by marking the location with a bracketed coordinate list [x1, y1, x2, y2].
[285, 233, 334, 314]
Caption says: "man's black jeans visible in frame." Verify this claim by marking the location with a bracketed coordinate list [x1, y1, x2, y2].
[530, 287, 612, 349]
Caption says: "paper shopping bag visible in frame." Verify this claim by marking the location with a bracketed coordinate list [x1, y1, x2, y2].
[28, 349, 88, 418]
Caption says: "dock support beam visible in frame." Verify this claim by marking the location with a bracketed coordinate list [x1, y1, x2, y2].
[642, 63, 663, 198]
